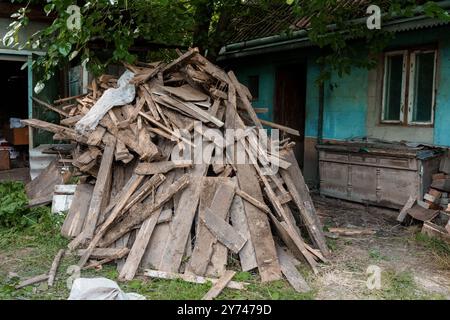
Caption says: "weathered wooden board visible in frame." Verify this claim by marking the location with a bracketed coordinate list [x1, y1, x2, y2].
[280, 149, 329, 257]
[276, 245, 310, 293]
[82, 139, 116, 240]
[159, 84, 209, 102]
[143, 269, 246, 290]
[187, 179, 235, 276]
[61, 184, 94, 238]
[203, 208, 246, 254]
[25, 159, 65, 200]
[77, 174, 144, 266]
[229, 183, 258, 272]
[236, 164, 282, 282]
[202, 270, 236, 300]
[141, 169, 184, 269]
[135, 160, 192, 175]
[397, 195, 416, 223]
[48, 249, 65, 287]
[158, 141, 214, 272]
[119, 171, 176, 281]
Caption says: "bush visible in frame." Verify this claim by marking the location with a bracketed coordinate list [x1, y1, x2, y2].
[0, 181, 57, 229]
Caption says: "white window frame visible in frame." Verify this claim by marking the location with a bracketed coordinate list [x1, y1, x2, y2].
[381, 50, 407, 124]
[407, 49, 437, 125]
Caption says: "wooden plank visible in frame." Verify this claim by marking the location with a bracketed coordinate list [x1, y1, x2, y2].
[15, 274, 49, 289]
[82, 139, 116, 240]
[203, 208, 246, 254]
[141, 169, 184, 269]
[76, 247, 131, 259]
[77, 173, 145, 266]
[32, 97, 70, 117]
[162, 48, 198, 74]
[86, 126, 106, 146]
[235, 188, 271, 214]
[118, 171, 176, 281]
[22, 119, 88, 144]
[48, 249, 65, 287]
[202, 270, 236, 300]
[236, 164, 282, 282]
[61, 186, 92, 239]
[83, 247, 130, 270]
[227, 71, 262, 129]
[328, 227, 376, 236]
[422, 221, 450, 243]
[25, 159, 65, 200]
[135, 160, 192, 175]
[159, 84, 209, 102]
[229, 184, 258, 272]
[431, 178, 450, 193]
[158, 141, 214, 272]
[143, 269, 246, 290]
[187, 179, 235, 276]
[259, 119, 300, 136]
[98, 174, 189, 247]
[276, 245, 311, 293]
[279, 149, 329, 257]
[155, 94, 224, 127]
[397, 195, 416, 223]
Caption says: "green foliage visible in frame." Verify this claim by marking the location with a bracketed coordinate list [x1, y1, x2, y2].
[288, 0, 450, 83]
[0, 181, 61, 230]
[4, 0, 450, 88]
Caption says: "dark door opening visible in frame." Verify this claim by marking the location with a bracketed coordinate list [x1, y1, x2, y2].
[274, 63, 306, 168]
[0, 59, 30, 172]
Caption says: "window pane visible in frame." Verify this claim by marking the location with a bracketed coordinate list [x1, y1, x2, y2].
[383, 55, 404, 121]
[412, 52, 435, 123]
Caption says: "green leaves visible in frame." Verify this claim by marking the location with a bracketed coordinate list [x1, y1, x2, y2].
[58, 42, 72, 57]
[44, 3, 55, 16]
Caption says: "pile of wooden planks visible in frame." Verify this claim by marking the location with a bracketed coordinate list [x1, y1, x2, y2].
[23, 48, 329, 294]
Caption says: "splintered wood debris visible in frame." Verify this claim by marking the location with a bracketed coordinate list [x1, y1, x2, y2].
[22, 48, 329, 296]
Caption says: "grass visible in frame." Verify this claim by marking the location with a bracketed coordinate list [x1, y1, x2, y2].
[0, 225, 315, 300]
[366, 270, 447, 300]
[415, 232, 450, 270]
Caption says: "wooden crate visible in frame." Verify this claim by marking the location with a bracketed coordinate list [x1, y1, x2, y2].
[0, 150, 11, 171]
[6, 127, 29, 145]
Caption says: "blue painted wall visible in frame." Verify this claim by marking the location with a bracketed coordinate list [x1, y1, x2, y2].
[235, 64, 276, 122]
[434, 36, 450, 146]
[305, 59, 368, 140]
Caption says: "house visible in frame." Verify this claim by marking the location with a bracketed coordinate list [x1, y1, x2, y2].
[0, 2, 88, 180]
[218, 2, 450, 194]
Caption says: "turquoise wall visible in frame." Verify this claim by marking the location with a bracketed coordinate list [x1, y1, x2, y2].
[434, 37, 450, 146]
[305, 60, 368, 140]
[235, 64, 276, 122]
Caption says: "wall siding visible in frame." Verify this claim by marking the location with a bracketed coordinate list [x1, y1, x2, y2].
[434, 36, 450, 146]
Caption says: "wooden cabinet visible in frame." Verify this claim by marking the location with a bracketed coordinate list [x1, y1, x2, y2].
[318, 142, 442, 209]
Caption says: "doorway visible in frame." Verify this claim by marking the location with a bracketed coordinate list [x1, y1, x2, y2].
[0, 58, 30, 175]
[274, 63, 306, 168]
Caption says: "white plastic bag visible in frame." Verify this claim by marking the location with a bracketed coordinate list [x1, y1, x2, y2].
[75, 70, 135, 134]
[68, 277, 146, 300]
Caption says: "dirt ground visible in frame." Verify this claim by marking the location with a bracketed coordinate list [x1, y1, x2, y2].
[312, 195, 450, 299]
[1, 194, 449, 300]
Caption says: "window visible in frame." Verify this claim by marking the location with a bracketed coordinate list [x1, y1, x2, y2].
[381, 48, 437, 125]
[248, 75, 259, 100]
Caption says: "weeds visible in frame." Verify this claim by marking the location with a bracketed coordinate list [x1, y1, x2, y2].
[415, 233, 450, 270]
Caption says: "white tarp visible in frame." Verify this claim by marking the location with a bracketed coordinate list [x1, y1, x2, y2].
[68, 277, 145, 300]
[75, 70, 135, 134]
